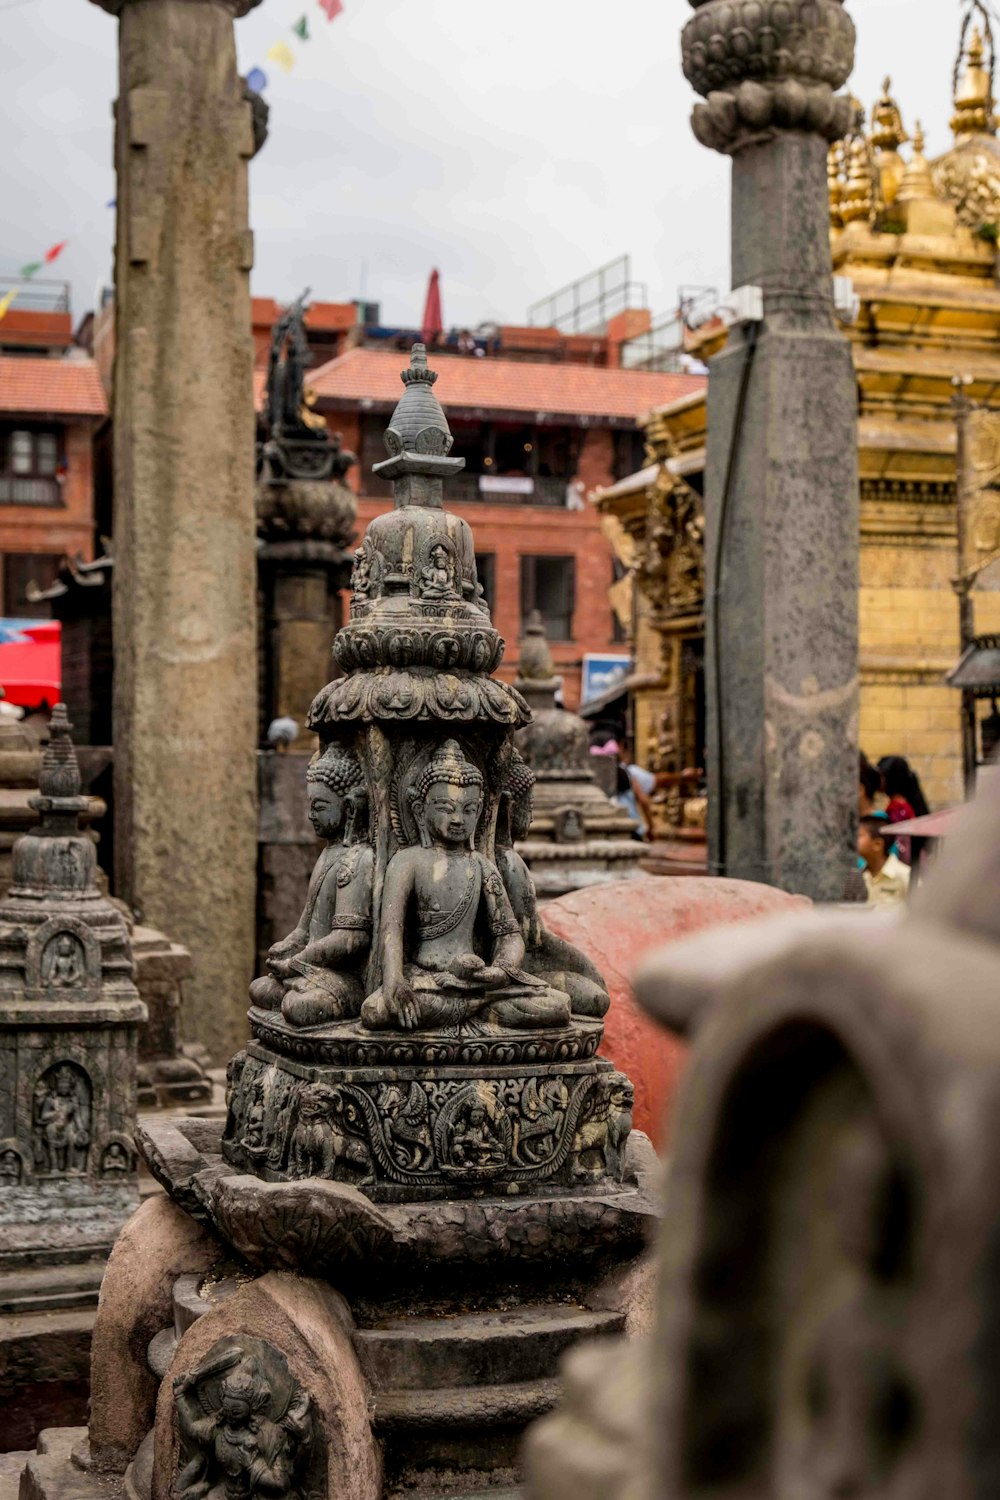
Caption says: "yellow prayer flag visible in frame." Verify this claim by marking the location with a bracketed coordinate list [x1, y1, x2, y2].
[0, 289, 17, 323]
[266, 40, 295, 73]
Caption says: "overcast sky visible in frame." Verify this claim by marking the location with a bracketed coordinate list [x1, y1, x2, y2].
[1, 0, 974, 333]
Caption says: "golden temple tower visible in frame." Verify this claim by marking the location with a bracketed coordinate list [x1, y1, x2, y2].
[597, 12, 1000, 822]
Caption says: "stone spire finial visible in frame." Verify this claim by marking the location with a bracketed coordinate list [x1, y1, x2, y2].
[953, 22, 997, 138]
[517, 611, 558, 685]
[37, 704, 83, 803]
[382, 343, 454, 459]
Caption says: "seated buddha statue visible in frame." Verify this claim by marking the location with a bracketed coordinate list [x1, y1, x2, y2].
[360, 740, 570, 1033]
[249, 742, 373, 1028]
[496, 752, 610, 1019]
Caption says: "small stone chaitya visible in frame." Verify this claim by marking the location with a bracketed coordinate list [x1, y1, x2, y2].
[225, 345, 630, 1200]
[0, 705, 145, 1262]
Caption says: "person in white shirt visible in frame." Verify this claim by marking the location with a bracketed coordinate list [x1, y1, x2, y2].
[858, 816, 910, 907]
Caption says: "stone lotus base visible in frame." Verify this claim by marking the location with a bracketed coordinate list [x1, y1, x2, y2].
[223, 1014, 632, 1203]
[138, 1113, 658, 1282]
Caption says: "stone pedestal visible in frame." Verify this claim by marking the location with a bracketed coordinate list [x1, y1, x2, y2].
[258, 546, 352, 749]
[0, 707, 145, 1448]
[97, 0, 262, 1062]
[689, 0, 860, 901]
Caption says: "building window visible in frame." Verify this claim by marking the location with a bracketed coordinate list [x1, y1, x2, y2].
[521, 555, 575, 640]
[475, 553, 496, 614]
[0, 427, 63, 506]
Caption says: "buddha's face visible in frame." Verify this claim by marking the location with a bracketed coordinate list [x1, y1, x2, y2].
[509, 791, 533, 842]
[422, 779, 482, 847]
[308, 783, 344, 840]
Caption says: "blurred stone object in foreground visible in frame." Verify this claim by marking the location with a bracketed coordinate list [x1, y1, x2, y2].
[525, 759, 1000, 1499]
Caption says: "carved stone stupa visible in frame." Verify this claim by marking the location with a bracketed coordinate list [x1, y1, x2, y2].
[513, 611, 644, 896]
[0, 705, 145, 1262]
[226, 345, 631, 1198]
[64, 350, 656, 1499]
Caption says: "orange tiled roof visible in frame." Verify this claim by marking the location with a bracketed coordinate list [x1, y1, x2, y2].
[309, 348, 706, 422]
[0, 356, 107, 419]
[251, 297, 356, 333]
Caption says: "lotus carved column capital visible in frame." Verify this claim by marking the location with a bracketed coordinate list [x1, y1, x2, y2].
[682, 0, 856, 155]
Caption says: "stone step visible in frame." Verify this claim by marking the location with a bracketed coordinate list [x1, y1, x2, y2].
[373, 1376, 562, 1433]
[17, 1430, 124, 1500]
[355, 1301, 623, 1390]
[0, 1261, 105, 1316]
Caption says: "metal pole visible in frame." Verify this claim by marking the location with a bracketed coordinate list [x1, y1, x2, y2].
[953, 389, 979, 795]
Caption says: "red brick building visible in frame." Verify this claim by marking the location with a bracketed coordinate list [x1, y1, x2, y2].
[304, 348, 702, 706]
[0, 287, 106, 614]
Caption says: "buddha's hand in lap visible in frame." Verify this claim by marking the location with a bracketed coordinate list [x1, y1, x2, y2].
[268, 958, 295, 981]
[386, 978, 420, 1030]
[477, 966, 511, 989]
[447, 953, 485, 981]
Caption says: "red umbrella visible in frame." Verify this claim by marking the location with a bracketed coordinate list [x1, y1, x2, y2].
[420, 268, 443, 345]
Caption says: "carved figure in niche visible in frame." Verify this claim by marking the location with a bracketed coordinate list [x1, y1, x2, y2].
[250, 742, 373, 1029]
[553, 806, 585, 844]
[33, 1063, 90, 1175]
[361, 740, 571, 1033]
[448, 1085, 508, 1168]
[496, 754, 610, 1019]
[41, 931, 85, 988]
[418, 540, 461, 602]
[174, 1344, 313, 1500]
[287, 1081, 373, 1185]
[604, 1074, 634, 1183]
[0, 1146, 23, 1187]
[777, 1116, 916, 1498]
[100, 1141, 130, 1179]
[517, 1077, 570, 1165]
[242, 1081, 267, 1155]
[350, 537, 383, 599]
[380, 1081, 433, 1170]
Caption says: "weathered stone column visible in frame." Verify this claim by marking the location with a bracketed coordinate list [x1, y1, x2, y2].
[685, 0, 860, 899]
[90, 0, 263, 1059]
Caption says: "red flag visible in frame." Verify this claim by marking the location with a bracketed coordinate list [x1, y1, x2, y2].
[317, 0, 343, 17]
[44, 242, 68, 264]
[420, 268, 443, 346]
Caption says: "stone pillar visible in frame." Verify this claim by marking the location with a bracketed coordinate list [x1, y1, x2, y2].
[91, 0, 263, 1059]
[684, 0, 860, 899]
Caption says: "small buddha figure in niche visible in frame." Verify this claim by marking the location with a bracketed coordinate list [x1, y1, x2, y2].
[249, 742, 373, 1029]
[361, 740, 570, 1032]
[42, 933, 85, 988]
[496, 754, 610, 1019]
[418, 541, 460, 602]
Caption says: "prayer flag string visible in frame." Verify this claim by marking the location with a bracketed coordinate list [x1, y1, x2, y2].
[247, 0, 344, 95]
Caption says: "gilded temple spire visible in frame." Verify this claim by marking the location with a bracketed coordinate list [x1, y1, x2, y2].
[840, 125, 876, 226]
[952, 19, 997, 139]
[898, 121, 935, 204]
[870, 77, 907, 207]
